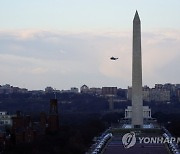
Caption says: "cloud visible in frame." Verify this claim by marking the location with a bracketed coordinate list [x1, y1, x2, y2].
[0, 29, 180, 89]
[141, 30, 180, 86]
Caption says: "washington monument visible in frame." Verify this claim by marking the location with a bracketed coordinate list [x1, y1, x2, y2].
[132, 11, 143, 128]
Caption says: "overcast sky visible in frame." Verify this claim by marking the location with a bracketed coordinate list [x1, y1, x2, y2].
[0, 0, 180, 90]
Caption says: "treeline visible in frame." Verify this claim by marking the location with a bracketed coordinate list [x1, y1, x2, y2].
[1, 92, 180, 114]
[153, 112, 180, 137]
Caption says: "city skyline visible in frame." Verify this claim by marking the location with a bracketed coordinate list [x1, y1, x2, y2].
[0, 1, 180, 90]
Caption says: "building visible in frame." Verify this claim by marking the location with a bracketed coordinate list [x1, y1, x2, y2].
[0, 112, 12, 126]
[127, 86, 132, 101]
[0, 84, 13, 94]
[45, 86, 54, 93]
[101, 87, 117, 111]
[0, 84, 28, 94]
[150, 88, 170, 102]
[143, 86, 151, 102]
[163, 83, 176, 96]
[70, 87, 79, 93]
[89, 88, 102, 95]
[127, 85, 170, 102]
[80, 85, 89, 93]
[125, 106, 151, 119]
[102, 87, 117, 97]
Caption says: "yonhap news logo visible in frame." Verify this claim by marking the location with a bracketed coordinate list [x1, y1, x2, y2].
[122, 132, 136, 148]
[122, 131, 180, 149]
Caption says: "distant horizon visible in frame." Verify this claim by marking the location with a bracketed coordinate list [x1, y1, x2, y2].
[1, 82, 179, 91]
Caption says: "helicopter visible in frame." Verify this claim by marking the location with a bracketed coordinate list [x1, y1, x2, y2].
[110, 57, 118, 60]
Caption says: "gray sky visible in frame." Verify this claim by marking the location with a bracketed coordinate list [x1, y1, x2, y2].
[0, 0, 180, 90]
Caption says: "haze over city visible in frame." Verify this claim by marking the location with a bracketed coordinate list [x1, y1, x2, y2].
[0, 0, 180, 90]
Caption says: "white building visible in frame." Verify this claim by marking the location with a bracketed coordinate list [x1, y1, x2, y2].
[125, 106, 151, 119]
[0, 111, 12, 126]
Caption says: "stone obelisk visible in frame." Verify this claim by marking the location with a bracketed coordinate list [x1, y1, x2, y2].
[132, 11, 143, 128]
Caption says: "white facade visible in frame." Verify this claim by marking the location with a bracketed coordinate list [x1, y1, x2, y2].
[0, 111, 12, 126]
[125, 106, 151, 119]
